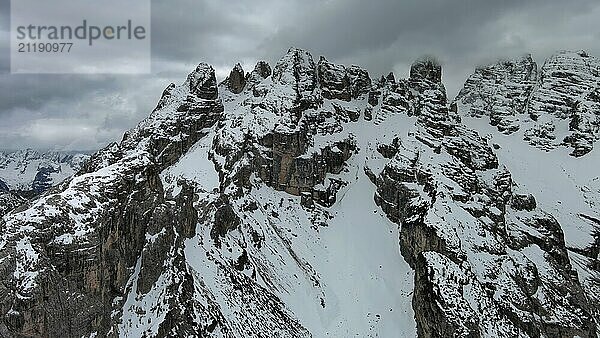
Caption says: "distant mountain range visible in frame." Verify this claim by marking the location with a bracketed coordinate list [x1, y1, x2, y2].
[0, 149, 90, 218]
[0, 149, 90, 195]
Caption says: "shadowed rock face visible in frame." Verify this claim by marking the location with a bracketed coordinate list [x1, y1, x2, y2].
[225, 63, 246, 94]
[253, 61, 272, 79]
[0, 63, 224, 337]
[0, 49, 598, 338]
[188, 64, 219, 100]
[317, 56, 371, 101]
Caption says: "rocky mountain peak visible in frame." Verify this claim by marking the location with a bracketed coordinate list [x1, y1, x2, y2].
[272, 47, 317, 88]
[224, 63, 246, 94]
[456, 50, 600, 156]
[454, 54, 538, 134]
[252, 60, 271, 78]
[410, 56, 442, 84]
[317, 56, 371, 101]
[187, 63, 219, 100]
[385, 71, 396, 83]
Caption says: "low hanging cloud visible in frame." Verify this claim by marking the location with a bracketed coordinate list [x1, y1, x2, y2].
[1, 0, 599, 150]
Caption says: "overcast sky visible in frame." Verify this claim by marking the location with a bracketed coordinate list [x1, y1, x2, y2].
[1, 0, 599, 151]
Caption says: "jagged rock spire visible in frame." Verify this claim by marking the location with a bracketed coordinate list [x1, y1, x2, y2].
[252, 60, 271, 79]
[317, 56, 351, 101]
[272, 47, 317, 91]
[410, 56, 442, 85]
[226, 63, 246, 94]
[187, 63, 218, 100]
[454, 54, 537, 135]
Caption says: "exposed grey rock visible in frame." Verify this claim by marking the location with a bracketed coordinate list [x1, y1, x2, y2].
[0, 63, 224, 337]
[211, 198, 241, 245]
[318, 56, 351, 101]
[154, 82, 175, 111]
[0, 179, 8, 192]
[454, 55, 537, 134]
[363, 106, 373, 120]
[511, 193, 537, 211]
[246, 60, 272, 91]
[0, 192, 24, 218]
[188, 63, 219, 100]
[225, 63, 246, 94]
[409, 56, 442, 91]
[456, 50, 600, 156]
[253, 60, 272, 79]
[317, 57, 371, 101]
[346, 65, 372, 98]
[386, 72, 395, 83]
[368, 88, 380, 106]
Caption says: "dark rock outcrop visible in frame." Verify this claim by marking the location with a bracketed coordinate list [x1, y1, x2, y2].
[188, 63, 219, 100]
[0, 179, 8, 192]
[454, 55, 537, 134]
[246, 60, 272, 91]
[0, 192, 24, 218]
[410, 56, 442, 86]
[317, 57, 371, 101]
[225, 63, 246, 94]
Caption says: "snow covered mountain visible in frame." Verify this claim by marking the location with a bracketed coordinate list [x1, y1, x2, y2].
[0, 149, 90, 194]
[0, 150, 90, 217]
[454, 50, 600, 157]
[0, 48, 597, 337]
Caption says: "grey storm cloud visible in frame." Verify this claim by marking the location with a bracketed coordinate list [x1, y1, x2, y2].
[1, 0, 599, 150]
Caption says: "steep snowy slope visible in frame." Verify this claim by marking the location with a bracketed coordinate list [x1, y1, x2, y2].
[462, 115, 600, 327]
[457, 51, 600, 335]
[0, 48, 597, 338]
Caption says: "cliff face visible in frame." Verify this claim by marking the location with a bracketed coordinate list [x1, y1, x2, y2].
[0, 48, 598, 337]
[455, 50, 600, 337]
[454, 55, 538, 134]
[455, 50, 600, 157]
